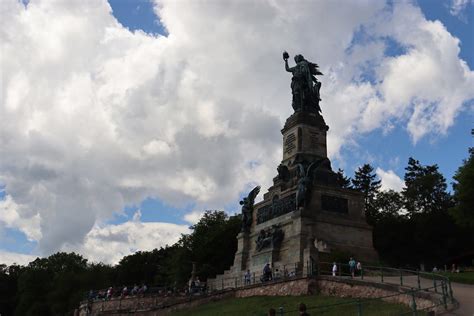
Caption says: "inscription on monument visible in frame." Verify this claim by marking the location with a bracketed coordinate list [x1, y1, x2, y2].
[284, 133, 296, 154]
[257, 193, 296, 224]
[321, 195, 348, 214]
[310, 131, 319, 148]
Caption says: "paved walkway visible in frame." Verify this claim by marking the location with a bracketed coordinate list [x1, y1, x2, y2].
[352, 274, 473, 315]
[442, 282, 474, 316]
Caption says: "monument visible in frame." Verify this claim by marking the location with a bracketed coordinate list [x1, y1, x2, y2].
[209, 52, 378, 287]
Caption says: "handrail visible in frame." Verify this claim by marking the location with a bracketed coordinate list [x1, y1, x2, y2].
[81, 260, 456, 315]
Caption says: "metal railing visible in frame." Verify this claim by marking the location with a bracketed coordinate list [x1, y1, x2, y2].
[81, 261, 456, 315]
[207, 261, 454, 315]
[277, 262, 454, 315]
[318, 262, 453, 298]
[207, 261, 308, 291]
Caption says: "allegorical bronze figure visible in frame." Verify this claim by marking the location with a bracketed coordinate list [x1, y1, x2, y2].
[240, 185, 261, 232]
[283, 51, 323, 113]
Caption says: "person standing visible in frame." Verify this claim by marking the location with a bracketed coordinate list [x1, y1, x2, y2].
[349, 257, 356, 278]
[263, 263, 273, 281]
[356, 261, 362, 276]
[244, 269, 251, 285]
[332, 262, 337, 276]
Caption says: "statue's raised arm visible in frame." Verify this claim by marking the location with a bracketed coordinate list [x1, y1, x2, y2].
[282, 51, 323, 113]
[283, 51, 293, 73]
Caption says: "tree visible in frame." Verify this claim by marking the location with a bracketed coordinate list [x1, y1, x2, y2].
[402, 158, 452, 215]
[116, 248, 168, 286]
[163, 236, 193, 287]
[373, 158, 463, 266]
[187, 211, 241, 281]
[351, 164, 381, 224]
[15, 252, 90, 316]
[373, 215, 413, 266]
[450, 145, 474, 228]
[336, 168, 352, 189]
[162, 210, 242, 287]
[374, 189, 404, 220]
[0, 264, 23, 316]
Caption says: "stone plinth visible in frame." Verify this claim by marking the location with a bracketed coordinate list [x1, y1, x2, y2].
[281, 112, 328, 165]
[208, 109, 378, 287]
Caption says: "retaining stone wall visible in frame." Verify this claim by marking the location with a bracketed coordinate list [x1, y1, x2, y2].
[78, 277, 448, 315]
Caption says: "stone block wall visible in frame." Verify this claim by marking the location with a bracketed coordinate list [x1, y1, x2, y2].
[79, 277, 450, 315]
[235, 278, 315, 297]
[317, 277, 441, 312]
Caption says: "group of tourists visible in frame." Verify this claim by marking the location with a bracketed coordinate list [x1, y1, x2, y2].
[88, 284, 148, 301]
[257, 262, 297, 284]
[432, 263, 462, 273]
[188, 276, 206, 294]
[259, 257, 364, 284]
[331, 257, 362, 278]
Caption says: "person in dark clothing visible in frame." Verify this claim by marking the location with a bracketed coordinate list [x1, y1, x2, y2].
[262, 263, 272, 282]
[299, 303, 310, 316]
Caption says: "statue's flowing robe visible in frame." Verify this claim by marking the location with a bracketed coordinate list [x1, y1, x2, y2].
[291, 61, 313, 111]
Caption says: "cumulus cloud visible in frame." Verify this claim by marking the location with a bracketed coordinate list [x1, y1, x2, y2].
[64, 211, 189, 264]
[376, 168, 405, 192]
[0, 194, 41, 241]
[183, 210, 205, 225]
[0, 250, 37, 266]
[1, 0, 472, 262]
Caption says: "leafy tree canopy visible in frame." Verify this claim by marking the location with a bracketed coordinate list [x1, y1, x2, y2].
[450, 146, 474, 228]
[336, 168, 352, 189]
[403, 158, 452, 215]
[351, 164, 381, 224]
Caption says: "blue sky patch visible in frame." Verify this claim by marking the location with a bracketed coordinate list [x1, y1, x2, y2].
[109, 197, 194, 226]
[383, 37, 408, 57]
[0, 227, 37, 255]
[335, 109, 473, 191]
[108, 0, 168, 36]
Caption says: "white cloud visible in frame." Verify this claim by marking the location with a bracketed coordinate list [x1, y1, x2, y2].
[1, 0, 472, 262]
[0, 250, 37, 266]
[142, 139, 172, 156]
[183, 210, 204, 225]
[448, 0, 473, 20]
[63, 212, 190, 264]
[376, 168, 405, 192]
[0, 194, 42, 241]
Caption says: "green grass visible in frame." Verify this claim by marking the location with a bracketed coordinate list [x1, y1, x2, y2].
[438, 271, 474, 285]
[173, 295, 420, 316]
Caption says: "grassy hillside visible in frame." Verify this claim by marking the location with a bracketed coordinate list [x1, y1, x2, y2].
[173, 295, 420, 316]
[438, 271, 474, 285]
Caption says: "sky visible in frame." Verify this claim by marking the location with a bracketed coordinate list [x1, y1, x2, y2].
[0, 0, 473, 266]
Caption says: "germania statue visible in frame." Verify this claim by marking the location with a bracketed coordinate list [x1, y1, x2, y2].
[283, 51, 323, 113]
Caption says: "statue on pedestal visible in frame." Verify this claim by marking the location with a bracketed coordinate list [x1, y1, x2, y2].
[296, 162, 318, 208]
[240, 185, 261, 232]
[283, 51, 323, 113]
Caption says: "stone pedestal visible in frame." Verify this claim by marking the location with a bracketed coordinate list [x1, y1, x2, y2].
[252, 247, 279, 267]
[281, 112, 328, 165]
[232, 232, 250, 271]
[208, 110, 378, 288]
